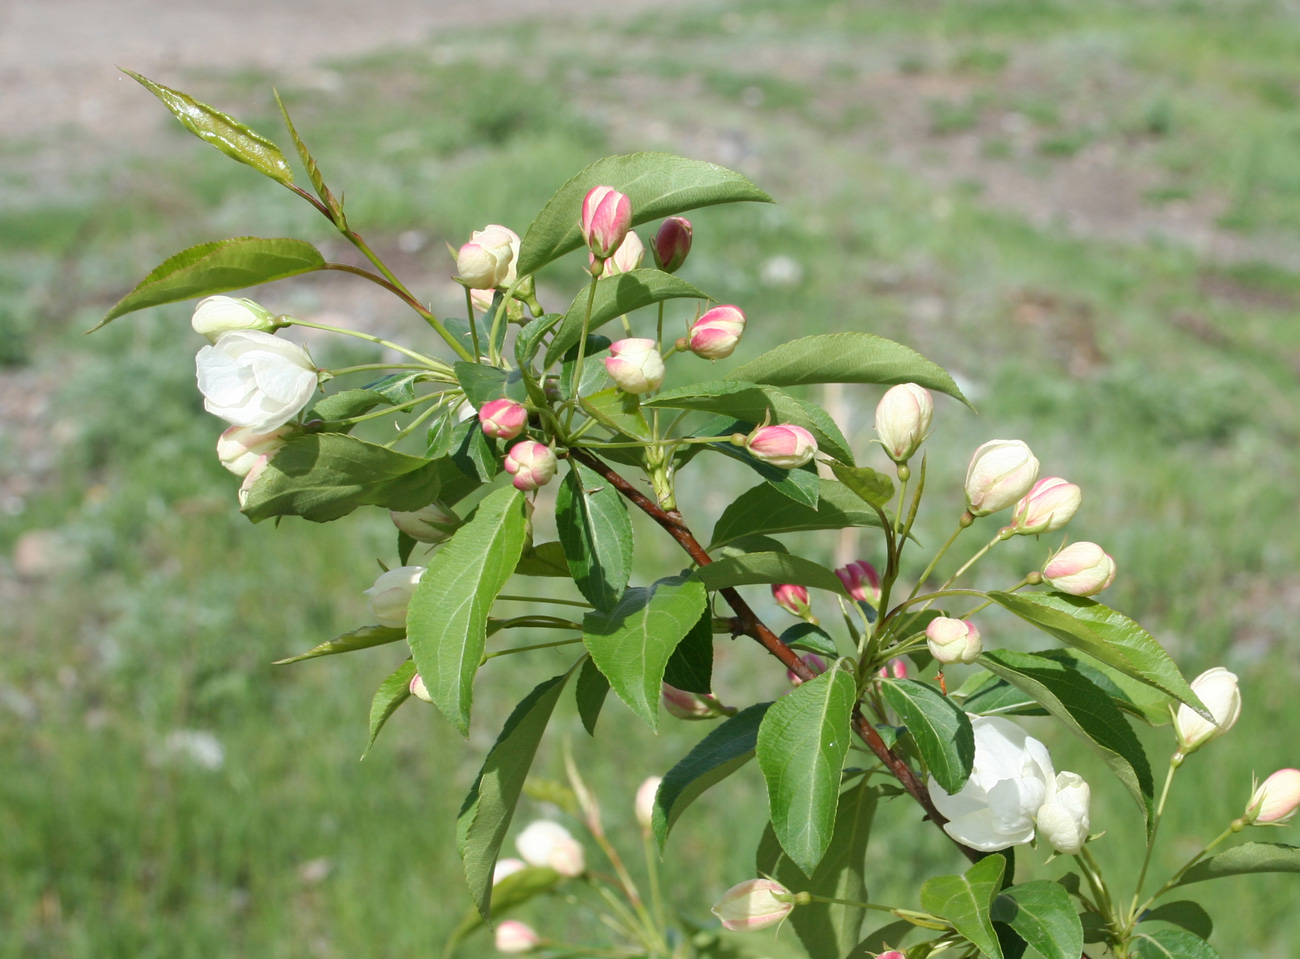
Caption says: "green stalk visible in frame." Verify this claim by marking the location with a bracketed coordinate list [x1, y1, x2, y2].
[567, 278, 601, 425]
[463, 286, 481, 361]
[278, 317, 453, 372]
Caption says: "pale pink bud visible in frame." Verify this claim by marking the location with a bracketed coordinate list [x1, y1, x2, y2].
[653, 216, 693, 273]
[1008, 477, 1081, 535]
[457, 224, 520, 289]
[787, 654, 827, 687]
[237, 453, 273, 508]
[635, 777, 661, 833]
[1042, 542, 1116, 596]
[516, 820, 585, 877]
[479, 398, 529, 440]
[492, 858, 527, 884]
[390, 501, 461, 544]
[591, 230, 644, 277]
[688, 305, 747, 360]
[925, 617, 983, 664]
[835, 560, 881, 604]
[662, 683, 723, 720]
[503, 440, 557, 491]
[218, 424, 292, 477]
[877, 954, 905, 959]
[494, 920, 541, 954]
[1175, 667, 1241, 755]
[364, 566, 426, 628]
[409, 672, 434, 704]
[711, 878, 797, 931]
[771, 583, 814, 621]
[604, 338, 665, 394]
[747, 424, 817, 469]
[965, 439, 1040, 516]
[191, 295, 278, 343]
[877, 659, 908, 680]
[875, 383, 933, 463]
[580, 185, 632, 259]
[1247, 769, 1300, 824]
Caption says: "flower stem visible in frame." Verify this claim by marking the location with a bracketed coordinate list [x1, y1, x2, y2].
[482, 636, 584, 660]
[463, 286, 481, 361]
[567, 278, 601, 424]
[278, 317, 453, 372]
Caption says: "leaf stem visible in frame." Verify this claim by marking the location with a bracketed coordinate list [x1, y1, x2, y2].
[278, 316, 453, 372]
[482, 636, 584, 660]
[497, 594, 594, 609]
[567, 279, 601, 424]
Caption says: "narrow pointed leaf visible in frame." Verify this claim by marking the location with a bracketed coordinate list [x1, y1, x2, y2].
[781, 623, 841, 659]
[662, 610, 714, 694]
[694, 552, 851, 598]
[556, 460, 635, 610]
[709, 480, 887, 550]
[274, 90, 344, 225]
[830, 463, 895, 509]
[274, 625, 405, 665]
[1130, 929, 1221, 959]
[1174, 842, 1300, 886]
[407, 486, 529, 735]
[921, 855, 1006, 959]
[991, 881, 1083, 959]
[579, 388, 654, 442]
[545, 270, 706, 365]
[756, 668, 857, 876]
[878, 679, 975, 794]
[515, 313, 564, 368]
[362, 659, 415, 758]
[575, 656, 611, 736]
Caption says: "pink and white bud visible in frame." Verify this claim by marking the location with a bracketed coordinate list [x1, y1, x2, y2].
[662, 683, 723, 720]
[457, 224, 520, 289]
[875, 383, 933, 463]
[965, 440, 1040, 516]
[217, 424, 292, 477]
[1042, 542, 1116, 596]
[515, 820, 585, 877]
[652, 216, 693, 273]
[237, 454, 273, 508]
[836, 560, 882, 604]
[635, 776, 662, 833]
[503, 441, 558, 491]
[580, 185, 633, 260]
[787, 654, 827, 687]
[479, 398, 529, 440]
[926, 617, 983, 665]
[747, 424, 817, 469]
[604, 338, 665, 394]
[364, 566, 426, 628]
[878, 659, 908, 680]
[1247, 769, 1300, 824]
[1036, 771, 1091, 855]
[493, 858, 527, 884]
[191, 295, 278, 343]
[409, 672, 434, 704]
[877, 954, 905, 959]
[772, 583, 815, 621]
[494, 920, 541, 954]
[711, 878, 797, 931]
[1175, 667, 1241, 755]
[1008, 477, 1082, 535]
[591, 230, 644, 277]
[390, 501, 461, 544]
[687, 305, 747, 360]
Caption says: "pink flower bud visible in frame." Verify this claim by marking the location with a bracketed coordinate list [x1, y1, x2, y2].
[688, 305, 747, 360]
[1175, 666, 1241, 755]
[604, 338, 665, 394]
[875, 383, 933, 463]
[965, 439, 1040, 516]
[926, 617, 983, 664]
[494, 920, 541, 954]
[580, 185, 632, 259]
[877, 659, 908, 680]
[653, 217, 693, 273]
[591, 230, 644, 277]
[878, 954, 905, 959]
[1007, 477, 1082, 535]
[390, 501, 461, 544]
[662, 683, 723, 720]
[516, 820, 585, 877]
[492, 858, 527, 884]
[635, 776, 661, 833]
[1042, 542, 1116, 596]
[747, 424, 817, 469]
[771, 583, 815, 621]
[711, 878, 796, 931]
[457, 224, 520, 289]
[409, 672, 434, 704]
[787, 654, 827, 687]
[503, 441, 557, 491]
[364, 566, 426, 628]
[1247, 769, 1300, 824]
[478, 398, 529, 440]
[835, 560, 881, 604]
[218, 424, 292, 477]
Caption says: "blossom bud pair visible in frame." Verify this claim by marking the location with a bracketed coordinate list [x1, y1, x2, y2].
[580, 186, 633, 262]
[605, 339, 665, 394]
[365, 566, 426, 628]
[217, 424, 292, 477]
[1006, 477, 1082, 536]
[835, 560, 881, 604]
[1174, 667, 1241, 756]
[516, 819, 585, 877]
[747, 425, 817, 469]
[926, 617, 982, 664]
[589, 231, 644, 277]
[390, 502, 460, 544]
[479, 398, 529, 440]
[875, 383, 933, 464]
[504, 441, 558, 491]
[772, 583, 816, 623]
[965, 439, 1040, 516]
[191, 295, 279, 343]
[1042, 542, 1115, 596]
[1245, 769, 1300, 825]
[457, 225, 520, 290]
[686, 305, 746, 360]
[711, 879, 799, 931]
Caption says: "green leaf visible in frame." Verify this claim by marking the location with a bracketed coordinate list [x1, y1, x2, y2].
[579, 388, 654, 442]
[1174, 842, 1300, 886]
[991, 881, 1083, 959]
[725, 333, 970, 407]
[546, 270, 707, 365]
[575, 656, 611, 736]
[443, 866, 563, 954]
[694, 431, 822, 508]
[756, 668, 856, 876]
[362, 372, 424, 406]
[558, 336, 612, 401]
[757, 781, 879, 959]
[362, 659, 415, 759]
[456, 667, 574, 920]
[273, 625, 405, 665]
[241, 433, 480, 523]
[94, 236, 326, 328]
[582, 572, 707, 730]
[878, 679, 975, 795]
[954, 672, 1048, 717]
[125, 70, 294, 185]
[653, 703, 772, 850]
[709, 480, 887, 550]
[1142, 902, 1213, 940]
[455, 362, 529, 406]
[445, 417, 499, 483]
[663, 610, 714, 694]
[306, 389, 390, 426]
[921, 855, 1006, 959]
[515, 313, 564, 368]
[517, 152, 772, 275]
[556, 460, 635, 610]
[1130, 929, 1221, 959]
[694, 552, 850, 598]
[986, 591, 1209, 720]
[514, 541, 572, 578]
[275, 90, 344, 225]
[407, 486, 529, 735]
[780, 623, 841, 659]
[982, 650, 1155, 826]
[830, 463, 896, 510]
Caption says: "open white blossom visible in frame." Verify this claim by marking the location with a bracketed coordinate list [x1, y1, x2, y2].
[196, 331, 318, 432]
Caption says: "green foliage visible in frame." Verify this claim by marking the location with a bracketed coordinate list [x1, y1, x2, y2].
[921, 855, 1007, 959]
[991, 881, 1084, 959]
[709, 480, 887, 549]
[878, 679, 975, 795]
[273, 624, 405, 665]
[1174, 842, 1300, 886]
[1130, 928, 1221, 958]
[545, 269, 707, 364]
[694, 552, 850, 597]
[364, 659, 415, 758]
[556, 460, 635, 610]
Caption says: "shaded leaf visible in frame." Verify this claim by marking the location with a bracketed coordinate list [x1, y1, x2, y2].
[556, 460, 634, 610]
[1142, 901, 1213, 940]
[694, 552, 850, 598]
[514, 541, 572, 578]
[663, 610, 714, 694]
[575, 656, 611, 736]
[780, 623, 841, 659]
[991, 881, 1083, 959]
[444, 866, 563, 954]
[362, 659, 415, 758]
[878, 679, 975, 795]
[709, 480, 887, 550]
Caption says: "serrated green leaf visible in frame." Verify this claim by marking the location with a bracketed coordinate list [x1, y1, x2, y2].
[954, 672, 1049, 718]
[94, 236, 325, 328]
[1130, 929, 1221, 959]
[407, 486, 529, 735]
[780, 623, 841, 659]
[455, 362, 529, 406]
[1142, 901, 1213, 940]
[515, 313, 564, 368]
[558, 336, 612, 401]
[709, 480, 887, 550]
[724, 333, 970, 407]
[663, 610, 714, 694]
[273, 625, 405, 665]
[582, 572, 707, 730]
[449, 417, 498, 482]
[546, 270, 707, 366]
[1174, 842, 1300, 886]
[575, 656, 611, 736]
[362, 659, 415, 758]
[125, 70, 293, 185]
[921, 856, 1006, 959]
[986, 591, 1208, 720]
[991, 881, 1083, 959]
[456, 668, 574, 920]
[579, 388, 654, 443]
[518, 153, 771, 275]
[444, 866, 563, 954]
[878, 679, 974, 795]
[514, 541, 572, 577]
[556, 460, 634, 610]
[654, 703, 772, 850]
[694, 552, 850, 598]
[830, 463, 895, 509]
[362, 372, 426, 406]
[275, 90, 344, 226]
[305, 389, 390, 427]
[756, 668, 856, 876]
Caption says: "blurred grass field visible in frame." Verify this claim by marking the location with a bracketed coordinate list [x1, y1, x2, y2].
[3, 1, 1300, 956]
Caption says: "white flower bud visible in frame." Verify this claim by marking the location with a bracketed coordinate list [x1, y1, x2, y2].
[711, 879, 796, 931]
[390, 502, 460, 544]
[965, 439, 1039, 516]
[363, 566, 426, 628]
[875, 383, 933, 463]
[457, 224, 520, 289]
[494, 920, 541, 954]
[409, 672, 434, 703]
[1042, 542, 1116, 596]
[1036, 771, 1091, 854]
[191, 296, 278, 343]
[217, 424, 292, 477]
[515, 820, 585, 877]
[604, 338, 665, 394]
[492, 858, 527, 884]
[1175, 667, 1241, 755]
[925, 617, 982, 664]
[746, 425, 817, 469]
